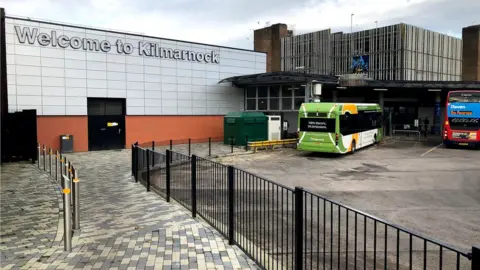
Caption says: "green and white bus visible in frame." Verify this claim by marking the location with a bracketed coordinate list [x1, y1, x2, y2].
[297, 102, 383, 154]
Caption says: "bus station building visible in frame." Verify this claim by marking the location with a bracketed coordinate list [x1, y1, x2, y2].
[1, 8, 480, 152]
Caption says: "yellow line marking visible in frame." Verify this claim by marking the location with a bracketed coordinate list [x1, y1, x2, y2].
[421, 143, 443, 157]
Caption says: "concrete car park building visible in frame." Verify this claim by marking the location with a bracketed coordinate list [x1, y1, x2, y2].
[245, 23, 479, 138]
[280, 23, 463, 81]
[0, 8, 266, 151]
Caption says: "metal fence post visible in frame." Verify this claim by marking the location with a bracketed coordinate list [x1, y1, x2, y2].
[146, 149, 151, 192]
[72, 167, 80, 231]
[230, 136, 234, 154]
[166, 149, 171, 202]
[227, 165, 235, 245]
[131, 144, 135, 176]
[37, 143, 40, 168]
[43, 145, 46, 171]
[170, 139, 172, 150]
[191, 155, 197, 218]
[245, 135, 248, 151]
[62, 175, 72, 251]
[208, 137, 212, 156]
[188, 138, 191, 156]
[472, 245, 480, 270]
[152, 141, 155, 166]
[294, 187, 304, 270]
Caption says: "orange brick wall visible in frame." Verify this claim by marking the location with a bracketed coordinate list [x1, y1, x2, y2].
[37, 116, 89, 152]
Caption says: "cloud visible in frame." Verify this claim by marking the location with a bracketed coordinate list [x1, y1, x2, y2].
[2, 0, 478, 49]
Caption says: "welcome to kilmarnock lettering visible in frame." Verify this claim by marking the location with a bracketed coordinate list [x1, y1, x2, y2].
[14, 26, 220, 64]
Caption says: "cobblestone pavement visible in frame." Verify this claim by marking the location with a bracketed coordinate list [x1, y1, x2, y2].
[0, 150, 258, 269]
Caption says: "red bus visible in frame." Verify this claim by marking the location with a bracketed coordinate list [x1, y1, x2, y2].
[443, 90, 480, 148]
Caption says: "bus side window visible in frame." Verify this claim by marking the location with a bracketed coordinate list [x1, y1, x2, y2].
[340, 114, 350, 135]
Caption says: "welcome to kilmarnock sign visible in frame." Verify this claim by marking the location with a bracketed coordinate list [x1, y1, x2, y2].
[14, 26, 220, 64]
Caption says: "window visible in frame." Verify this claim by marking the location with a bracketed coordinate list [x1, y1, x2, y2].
[269, 98, 279, 110]
[246, 99, 256, 110]
[258, 98, 268, 110]
[282, 86, 292, 97]
[270, 85, 280, 97]
[340, 111, 382, 135]
[246, 87, 256, 98]
[281, 85, 293, 110]
[294, 85, 306, 97]
[258, 86, 268, 98]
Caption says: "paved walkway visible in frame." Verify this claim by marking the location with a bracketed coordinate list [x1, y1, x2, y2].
[0, 150, 258, 269]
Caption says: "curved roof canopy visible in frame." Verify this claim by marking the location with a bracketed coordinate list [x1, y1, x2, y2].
[218, 72, 339, 86]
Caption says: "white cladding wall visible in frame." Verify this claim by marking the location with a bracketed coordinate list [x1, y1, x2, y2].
[5, 18, 266, 115]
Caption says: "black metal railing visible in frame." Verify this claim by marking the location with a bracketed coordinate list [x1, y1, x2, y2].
[301, 188, 473, 270]
[234, 168, 296, 270]
[131, 144, 478, 270]
[196, 156, 229, 237]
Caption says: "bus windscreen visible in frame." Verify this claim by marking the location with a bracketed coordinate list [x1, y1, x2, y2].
[299, 118, 335, 133]
[448, 92, 480, 103]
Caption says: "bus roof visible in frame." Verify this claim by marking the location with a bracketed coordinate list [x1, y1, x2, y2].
[300, 102, 381, 112]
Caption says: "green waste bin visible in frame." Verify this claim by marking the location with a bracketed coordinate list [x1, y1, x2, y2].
[224, 112, 268, 146]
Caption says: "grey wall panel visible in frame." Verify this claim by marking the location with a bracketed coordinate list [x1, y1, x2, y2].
[6, 17, 266, 115]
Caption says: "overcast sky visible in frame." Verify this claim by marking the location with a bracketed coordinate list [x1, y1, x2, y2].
[2, 0, 478, 50]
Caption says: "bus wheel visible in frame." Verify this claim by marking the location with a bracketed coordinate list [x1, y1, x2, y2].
[351, 140, 356, 154]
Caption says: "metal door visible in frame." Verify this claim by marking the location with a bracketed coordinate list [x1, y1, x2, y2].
[87, 98, 126, 151]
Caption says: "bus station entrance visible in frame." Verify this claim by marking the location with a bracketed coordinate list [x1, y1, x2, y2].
[220, 72, 480, 142]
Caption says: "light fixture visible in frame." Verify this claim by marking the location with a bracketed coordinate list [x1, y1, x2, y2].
[374, 88, 388, 91]
[428, 89, 441, 92]
[337, 86, 347, 89]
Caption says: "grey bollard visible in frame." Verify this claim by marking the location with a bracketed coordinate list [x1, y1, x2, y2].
[68, 162, 73, 206]
[62, 175, 72, 251]
[43, 145, 46, 171]
[72, 168, 80, 231]
[49, 148, 53, 175]
[55, 151, 59, 181]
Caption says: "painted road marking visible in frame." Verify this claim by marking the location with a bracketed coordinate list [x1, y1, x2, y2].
[421, 143, 443, 157]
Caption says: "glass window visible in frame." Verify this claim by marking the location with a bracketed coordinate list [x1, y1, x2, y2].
[246, 87, 256, 98]
[282, 86, 293, 97]
[246, 99, 256, 110]
[294, 85, 306, 97]
[258, 99, 268, 110]
[258, 86, 268, 98]
[270, 98, 279, 110]
[282, 98, 292, 110]
[270, 85, 280, 97]
[294, 98, 305, 110]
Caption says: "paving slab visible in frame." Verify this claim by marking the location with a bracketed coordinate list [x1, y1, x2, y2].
[0, 149, 258, 269]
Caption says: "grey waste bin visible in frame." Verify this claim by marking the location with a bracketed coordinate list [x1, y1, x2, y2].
[60, 135, 74, 153]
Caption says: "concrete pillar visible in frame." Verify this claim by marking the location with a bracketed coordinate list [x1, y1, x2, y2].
[379, 91, 385, 137]
[434, 92, 442, 135]
[332, 91, 338, 102]
[378, 91, 384, 114]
